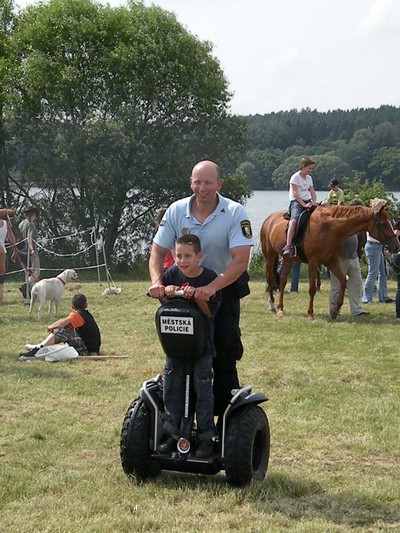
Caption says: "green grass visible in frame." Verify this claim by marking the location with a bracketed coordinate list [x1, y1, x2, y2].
[1, 278, 399, 532]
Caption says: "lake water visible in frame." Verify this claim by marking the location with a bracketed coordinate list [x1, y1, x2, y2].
[244, 190, 321, 247]
[245, 190, 400, 248]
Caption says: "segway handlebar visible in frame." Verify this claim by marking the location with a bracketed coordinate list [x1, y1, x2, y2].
[146, 289, 184, 297]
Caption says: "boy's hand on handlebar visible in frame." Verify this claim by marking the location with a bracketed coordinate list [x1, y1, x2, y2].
[164, 285, 178, 298]
[182, 285, 196, 299]
[164, 285, 196, 299]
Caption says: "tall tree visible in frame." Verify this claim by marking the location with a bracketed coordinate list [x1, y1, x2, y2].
[7, 0, 247, 264]
[0, 0, 14, 207]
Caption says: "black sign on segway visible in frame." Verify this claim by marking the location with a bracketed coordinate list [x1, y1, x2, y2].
[156, 300, 205, 360]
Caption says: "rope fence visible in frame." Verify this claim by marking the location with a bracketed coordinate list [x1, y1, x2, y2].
[5, 225, 118, 294]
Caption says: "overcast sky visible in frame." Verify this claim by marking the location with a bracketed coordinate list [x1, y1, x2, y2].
[16, 0, 400, 115]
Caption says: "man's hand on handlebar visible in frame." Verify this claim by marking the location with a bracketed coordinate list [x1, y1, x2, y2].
[193, 285, 216, 301]
[147, 283, 166, 299]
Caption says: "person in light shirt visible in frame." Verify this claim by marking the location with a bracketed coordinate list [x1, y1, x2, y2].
[362, 198, 394, 305]
[148, 160, 253, 419]
[282, 156, 318, 257]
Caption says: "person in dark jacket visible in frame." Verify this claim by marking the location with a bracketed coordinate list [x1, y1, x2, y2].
[385, 216, 400, 319]
[20, 293, 101, 357]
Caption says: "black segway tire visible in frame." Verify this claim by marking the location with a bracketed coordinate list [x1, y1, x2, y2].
[120, 399, 161, 482]
[224, 404, 270, 487]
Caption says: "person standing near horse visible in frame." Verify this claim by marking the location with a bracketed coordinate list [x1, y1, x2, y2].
[385, 216, 400, 319]
[148, 160, 253, 419]
[329, 199, 368, 318]
[282, 156, 318, 257]
[0, 209, 18, 304]
[362, 198, 394, 305]
[19, 206, 40, 283]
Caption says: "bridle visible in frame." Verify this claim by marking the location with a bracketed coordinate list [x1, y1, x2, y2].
[372, 211, 394, 247]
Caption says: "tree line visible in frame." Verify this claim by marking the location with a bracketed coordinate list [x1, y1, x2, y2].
[237, 107, 400, 192]
[1, 0, 399, 269]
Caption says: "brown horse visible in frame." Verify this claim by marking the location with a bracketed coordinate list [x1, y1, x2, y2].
[260, 205, 400, 320]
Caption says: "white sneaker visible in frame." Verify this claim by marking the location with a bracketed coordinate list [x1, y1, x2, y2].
[25, 343, 38, 350]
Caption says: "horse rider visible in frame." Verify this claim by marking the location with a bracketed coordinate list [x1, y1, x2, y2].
[282, 156, 318, 257]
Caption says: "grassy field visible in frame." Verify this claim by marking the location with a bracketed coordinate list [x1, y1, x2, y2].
[1, 276, 399, 532]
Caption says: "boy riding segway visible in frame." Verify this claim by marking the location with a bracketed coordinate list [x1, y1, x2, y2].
[120, 234, 270, 486]
[156, 234, 221, 457]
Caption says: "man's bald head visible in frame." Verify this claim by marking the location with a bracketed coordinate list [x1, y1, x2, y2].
[191, 160, 220, 180]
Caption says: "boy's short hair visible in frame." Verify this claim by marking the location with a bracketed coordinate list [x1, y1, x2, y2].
[72, 293, 87, 311]
[176, 234, 201, 255]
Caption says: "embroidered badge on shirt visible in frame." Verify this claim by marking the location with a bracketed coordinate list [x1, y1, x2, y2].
[241, 220, 253, 238]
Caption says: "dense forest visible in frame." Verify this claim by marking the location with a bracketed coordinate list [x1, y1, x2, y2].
[237, 106, 400, 191]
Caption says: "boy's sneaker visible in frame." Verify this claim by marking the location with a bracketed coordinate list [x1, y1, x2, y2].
[195, 439, 214, 458]
[25, 343, 39, 350]
[19, 347, 40, 358]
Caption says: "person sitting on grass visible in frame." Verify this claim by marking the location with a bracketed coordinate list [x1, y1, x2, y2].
[152, 233, 221, 458]
[20, 293, 101, 357]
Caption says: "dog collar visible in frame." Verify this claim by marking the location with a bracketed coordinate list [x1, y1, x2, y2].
[56, 276, 66, 285]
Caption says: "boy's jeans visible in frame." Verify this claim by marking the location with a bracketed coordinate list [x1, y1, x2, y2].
[163, 354, 215, 441]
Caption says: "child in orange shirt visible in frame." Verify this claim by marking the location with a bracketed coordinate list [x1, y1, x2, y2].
[20, 293, 101, 357]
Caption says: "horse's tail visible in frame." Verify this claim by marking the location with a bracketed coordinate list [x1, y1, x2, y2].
[272, 254, 280, 290]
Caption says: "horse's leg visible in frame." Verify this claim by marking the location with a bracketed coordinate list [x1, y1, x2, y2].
[307, 264, 318, 320]
[328, 260, 347, 319]
[277, 259, 292, 316]
[265, 253, 278, 313]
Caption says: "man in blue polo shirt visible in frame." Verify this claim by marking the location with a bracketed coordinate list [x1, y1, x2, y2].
[148, 160, 254, 417]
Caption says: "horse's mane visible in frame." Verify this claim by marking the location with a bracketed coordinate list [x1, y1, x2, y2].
[322, 205, 374, 220]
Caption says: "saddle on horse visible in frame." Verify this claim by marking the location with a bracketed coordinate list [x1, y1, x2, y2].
[283, 207, 316, 262]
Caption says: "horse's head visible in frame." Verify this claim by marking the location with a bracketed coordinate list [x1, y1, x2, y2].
[0, 208, 24, 245]
[0, 208, 16, 220]
[370, 207, 399, 253]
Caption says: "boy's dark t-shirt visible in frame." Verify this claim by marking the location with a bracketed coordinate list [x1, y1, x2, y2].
[162, 265, 222, 357]
[76, 309, 101, 354]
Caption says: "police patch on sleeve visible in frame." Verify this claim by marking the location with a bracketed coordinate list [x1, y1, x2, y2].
[241, 220, 253, 238]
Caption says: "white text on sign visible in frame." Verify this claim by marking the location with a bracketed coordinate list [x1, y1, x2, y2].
[160, 316, 194, 334]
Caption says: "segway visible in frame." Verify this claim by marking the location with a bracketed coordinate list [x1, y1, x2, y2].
[120, 291, 270, 487]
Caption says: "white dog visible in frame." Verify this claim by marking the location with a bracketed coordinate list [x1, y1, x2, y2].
[29, 269, 79, 318]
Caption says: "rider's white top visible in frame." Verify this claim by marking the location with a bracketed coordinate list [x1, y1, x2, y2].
[289, 171, 314, 201]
